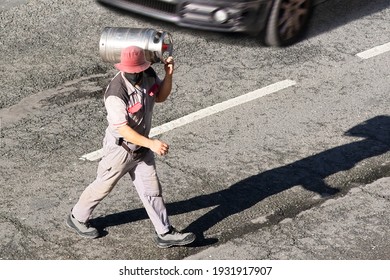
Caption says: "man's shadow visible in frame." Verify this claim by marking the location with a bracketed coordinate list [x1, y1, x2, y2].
[92, 115, 390, 244]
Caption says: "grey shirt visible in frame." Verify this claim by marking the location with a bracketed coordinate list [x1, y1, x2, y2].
[103, 68, 161, 151]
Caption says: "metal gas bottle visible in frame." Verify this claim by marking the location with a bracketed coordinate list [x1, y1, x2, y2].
[99, 27, 173, 64]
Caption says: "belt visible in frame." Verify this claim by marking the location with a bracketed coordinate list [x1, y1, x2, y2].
[115, 137, 149, 155]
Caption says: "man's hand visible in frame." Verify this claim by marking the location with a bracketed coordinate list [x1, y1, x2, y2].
[164, 56, 174, 76]
[149, 139, 169, 156]
[118, 125, 168, 156]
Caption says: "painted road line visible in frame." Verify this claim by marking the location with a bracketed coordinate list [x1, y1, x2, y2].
[80, 149, 104, 162]
[80, 79, 297, 161]
[149, 79, 296, 136]
[356, 42, 390, 59]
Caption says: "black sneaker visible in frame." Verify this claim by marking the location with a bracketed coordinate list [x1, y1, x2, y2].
[153, 226, 196, 248]
[66, 213, 99, 239]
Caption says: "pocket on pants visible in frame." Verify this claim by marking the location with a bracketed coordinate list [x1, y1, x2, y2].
[133, 157, 162, 197]
[99, 145, 130, 180]
[140, 171, 162, 197]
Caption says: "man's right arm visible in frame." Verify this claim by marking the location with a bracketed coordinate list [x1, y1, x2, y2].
[105, 95, 169, 156]
[117, 125, 169, 156]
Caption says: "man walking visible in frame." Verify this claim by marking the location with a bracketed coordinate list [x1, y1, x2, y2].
[67, 46, 195, 248]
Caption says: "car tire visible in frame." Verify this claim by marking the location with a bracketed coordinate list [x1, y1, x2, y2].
[264, 0, 313, 47]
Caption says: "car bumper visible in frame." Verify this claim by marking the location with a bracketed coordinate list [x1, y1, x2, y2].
[98, 0, 272, 34]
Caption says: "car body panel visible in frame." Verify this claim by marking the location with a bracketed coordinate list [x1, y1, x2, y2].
[98, 0, 325, 46]
[97, 0, 273, 34]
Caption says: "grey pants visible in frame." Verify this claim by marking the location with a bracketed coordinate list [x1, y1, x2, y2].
[72, 144, 170, 235]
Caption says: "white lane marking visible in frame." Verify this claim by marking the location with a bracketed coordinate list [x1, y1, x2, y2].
[80, 79, 297, 161]
[149, 79, 297, 136]
[356, 42, 390, 59]
[80, 149, 104, 162]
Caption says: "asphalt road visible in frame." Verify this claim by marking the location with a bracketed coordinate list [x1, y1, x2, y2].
[0, 0, 389, 260]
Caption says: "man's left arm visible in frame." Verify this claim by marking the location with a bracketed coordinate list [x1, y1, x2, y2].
[156, 56, 174, 103]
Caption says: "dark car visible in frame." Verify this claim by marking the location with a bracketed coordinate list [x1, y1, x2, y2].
[97, 0, 322, 46]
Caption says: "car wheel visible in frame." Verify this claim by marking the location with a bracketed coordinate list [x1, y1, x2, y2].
[264, 0, 312, 46]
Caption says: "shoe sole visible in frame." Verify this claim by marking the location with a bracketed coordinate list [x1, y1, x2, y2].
[153, 234, 196, 248]
[66, 215, 99, 239]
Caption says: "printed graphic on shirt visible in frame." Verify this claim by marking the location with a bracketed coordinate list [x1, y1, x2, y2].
[148, 83, 160, 97]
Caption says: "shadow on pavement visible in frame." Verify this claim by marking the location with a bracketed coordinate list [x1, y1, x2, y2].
[92, 115, 390, 246]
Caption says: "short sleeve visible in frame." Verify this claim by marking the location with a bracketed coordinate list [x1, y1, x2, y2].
[105, 95, 128, 128]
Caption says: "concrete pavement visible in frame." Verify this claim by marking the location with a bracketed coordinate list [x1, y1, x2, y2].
[186, 176, 390, 260]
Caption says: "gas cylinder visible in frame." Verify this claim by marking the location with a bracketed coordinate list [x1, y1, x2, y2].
[99, 27, 173, 64]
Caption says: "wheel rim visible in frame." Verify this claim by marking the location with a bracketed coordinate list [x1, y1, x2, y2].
[278, 0, 310, 41]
